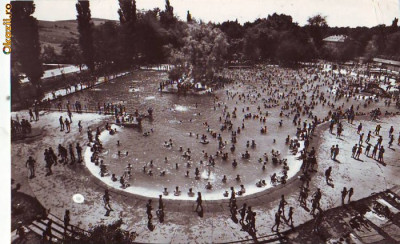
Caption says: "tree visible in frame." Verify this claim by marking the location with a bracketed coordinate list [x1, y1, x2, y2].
[93, 21, 119, 69]
[384, 32, 400, 60]
[364, 36, 379, 61]
[135, 9, 168, 64]
[391, 18, 398, 29]
[76, 0, 95, 72]
[266, 13, 295, 31]
[117, 0, 138, 67]
[41, 45, 59, 64]
[11, 1, 44, 97]
[307, 14, 328, 27]
[242, 14, 297, 62]
[275, 28, 315, 65]
[60, 39, 82, 66]
[81, 219, 136, 243]
[160, 0, 176, 28]
[186, 10, 192, 23]
[243, 20, 279, 61]
[306, 14, 328, 50]
[170, 23, 229, 83]
[118, 0, 136, 24]
[11, 61, 22, 103]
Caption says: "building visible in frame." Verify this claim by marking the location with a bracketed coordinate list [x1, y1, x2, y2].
[323, 35, 348, 43]
[373, 58, 400, 73]
[322, 35, 348, 49]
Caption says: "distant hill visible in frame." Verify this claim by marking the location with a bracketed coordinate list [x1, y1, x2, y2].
[38, 18, 118, 54]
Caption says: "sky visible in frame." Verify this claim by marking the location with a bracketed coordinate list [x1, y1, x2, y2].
[30, 0, 400, 27]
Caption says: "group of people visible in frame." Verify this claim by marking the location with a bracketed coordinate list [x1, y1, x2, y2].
[16, 60, 400, 241]
[271, 195, 295, 232]
[11, 118, 32, 137]
[41, 142, 83, 176]
[228, 190, 257, 236]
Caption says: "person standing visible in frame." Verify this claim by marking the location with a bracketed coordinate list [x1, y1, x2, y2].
[29, 109, 35, 122]
[398, 132, 400, 146]
[239, 203, 247, 224]
[330, 145, 335, 159]
[299, 187, 308, 208]
[348, 187, 354, 203]
[158, 195, 164, 211]
[341, 187, 348, 205]
[229, 187, 236, 206]
[245, 206, 253, 224]
[156, 205, 164, 223]
[34, 106, 39, 121]
[250, 212, 257, 233]
[26, 156, 36, 179]
[377, 136, 383, 148]
[312, 188, 322, 209]
[375, 124, 381, 135]
[287, 207, 294, 227]
[103, 189, 113, 211]
[351, 144, 357, 158]
[357, 123, 362, 134]
[67, 108, 73, 123]
[365, 144, 371, 157]
[44, 220, 53, 242]
[310, 197, 319, 215]
[78, 120, 82, 133]
[59, 116, 65, 131]
[63, 209, 70, 233]
[358, 133, 364, 146]
[230, 198, 237, 217]
[146, 199, 153, 220]
[271, 210, 281, 232]
[278, 195, 288, 216]
[389, 135, 394, 148]
[44, 150, 53, 176]
[65, 118, 71, 133]
[365, 131, 371, 143]
[68, 144, 76, 164]
[378, 146, 385, 163]
[325, 167, 332, 185]
[312, 209, 323, 234]
[355, 146, 362, 159]
[195, 192, 203, 213]
[76, 143, 82, 163]
[389, 126, 394, 138]
[333, 145, 339, 160]
[372, 144, 378, 159]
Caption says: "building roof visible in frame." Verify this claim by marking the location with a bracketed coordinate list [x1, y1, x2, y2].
[323, 35, 347, 43]
[373, 58, 400, 67]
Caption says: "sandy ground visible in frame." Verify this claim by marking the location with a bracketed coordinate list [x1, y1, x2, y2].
[11, 110, 400, 243]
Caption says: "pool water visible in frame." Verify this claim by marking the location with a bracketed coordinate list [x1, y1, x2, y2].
[60, 70, 307, 200]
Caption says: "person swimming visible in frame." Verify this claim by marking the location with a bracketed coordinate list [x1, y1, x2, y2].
[174, 186, 181, 196]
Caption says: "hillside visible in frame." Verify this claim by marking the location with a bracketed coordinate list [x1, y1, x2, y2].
[38, 18, 117, 54]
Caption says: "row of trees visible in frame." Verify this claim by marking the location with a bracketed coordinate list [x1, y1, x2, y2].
[217, 14, 400, 64]
[11, 0, 400, 99]
[75, 0, 187, 71]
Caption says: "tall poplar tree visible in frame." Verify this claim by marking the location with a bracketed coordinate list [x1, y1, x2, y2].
[117, 0, 137, 66]
[76, 0, 95, 72]
[160, 0, 176, 28]
[11, 1, 44, 98]
[118, 0, 136, 24]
